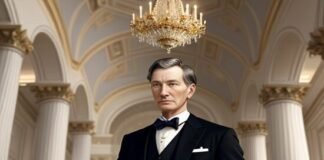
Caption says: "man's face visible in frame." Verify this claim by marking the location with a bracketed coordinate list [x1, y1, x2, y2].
[150, 66, 196, 117]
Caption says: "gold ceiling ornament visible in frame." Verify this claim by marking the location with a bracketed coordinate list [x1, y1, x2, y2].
[308, 26, 324, 60]
[130, 0, 206, 53]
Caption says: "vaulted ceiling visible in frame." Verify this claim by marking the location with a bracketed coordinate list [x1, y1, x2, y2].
[44, 0, 280, 110]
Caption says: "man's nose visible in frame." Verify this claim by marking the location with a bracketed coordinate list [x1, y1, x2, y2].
[160, 84, 169, 97]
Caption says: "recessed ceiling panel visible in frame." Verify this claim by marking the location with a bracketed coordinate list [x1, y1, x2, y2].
[84, 49, 109, 88]
[79, 13, 130, 58]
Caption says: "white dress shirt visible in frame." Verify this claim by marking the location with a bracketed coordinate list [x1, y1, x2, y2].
[155, 110, 190, 154]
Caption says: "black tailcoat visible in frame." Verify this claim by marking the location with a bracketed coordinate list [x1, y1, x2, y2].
[118, 114, 244, 160]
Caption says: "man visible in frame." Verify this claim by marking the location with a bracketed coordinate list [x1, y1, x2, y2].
[118, 57, 244, 160]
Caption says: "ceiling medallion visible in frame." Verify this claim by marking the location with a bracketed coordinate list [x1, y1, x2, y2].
[130, 0, 206, 53]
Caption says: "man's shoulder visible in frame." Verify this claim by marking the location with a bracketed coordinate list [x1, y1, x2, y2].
[124, 125, 153, 138]
[190, 114, 234, 133]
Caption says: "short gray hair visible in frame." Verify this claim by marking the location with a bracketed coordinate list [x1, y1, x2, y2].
[147, 57, 197, 85]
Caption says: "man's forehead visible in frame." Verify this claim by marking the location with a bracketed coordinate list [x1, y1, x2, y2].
[151, 67, 184, 81]
[151, 79, 180, 83]
[153, 66, 182, 73]
[152, 67, 183, 76]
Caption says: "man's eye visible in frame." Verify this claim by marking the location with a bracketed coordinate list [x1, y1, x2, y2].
[169, 83, 177, 86]
[151, 83, 160, 87]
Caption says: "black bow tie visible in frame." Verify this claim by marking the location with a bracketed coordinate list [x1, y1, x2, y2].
[153, 118, 179, 130]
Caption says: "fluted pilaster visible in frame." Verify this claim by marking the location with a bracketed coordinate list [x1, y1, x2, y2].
[260, 85, 309, 160]
[238, 121, 267, 160]
[69, 122, 94, 160]
[0, 25, 32, 160]
[30, 83, 73, 160]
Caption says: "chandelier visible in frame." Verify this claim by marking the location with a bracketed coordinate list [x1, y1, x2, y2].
[130, 0, 206, 53]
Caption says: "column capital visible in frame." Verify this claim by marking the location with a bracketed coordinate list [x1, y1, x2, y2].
[28, 83, 74, 102]
[69, 121, 95, 135]
[259, 85, 309, 105]
[238, 121, 267, 135]
[0, 24, 33, 54]
[308, 26, 324, 60]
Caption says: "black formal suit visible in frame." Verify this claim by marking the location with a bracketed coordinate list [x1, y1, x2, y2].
[118, 114, 244, 160]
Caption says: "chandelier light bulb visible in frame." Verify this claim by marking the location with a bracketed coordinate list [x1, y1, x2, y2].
[193, 5, 197, 20]
[139, 6, 142, 18]
[149, 1, 152, 14]
[186, 4, 189, 15]
[132, 13, 135, 23]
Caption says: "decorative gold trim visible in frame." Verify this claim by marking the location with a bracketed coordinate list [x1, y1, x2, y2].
[0, 24, 33, 54]
[307, 26, 324, 60]
[238, 121, 267, 135]
[69, 121, 95, 134]
[28, 83, 74, 102]
[259, 85, 309, 105]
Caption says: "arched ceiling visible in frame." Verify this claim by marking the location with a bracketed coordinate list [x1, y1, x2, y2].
[44, 0, 281, 109]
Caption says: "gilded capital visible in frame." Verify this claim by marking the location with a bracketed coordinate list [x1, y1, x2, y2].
[238, 121, 267, 135]
[69, 121, 95, 134]
[0, 25, 33, 54]
[308, 26, 324, 60]
[29, 83, 74, 102]
[260, 85, 308, 105]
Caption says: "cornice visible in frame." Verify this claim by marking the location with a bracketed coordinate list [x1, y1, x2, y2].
[0, 24, 33, 54]
[260, 85, 309, 105]
[28, 83, 74, 102]
[69, 121, 95, 134]
[238, 121, 267, 135]
[308, 26, 324, 60]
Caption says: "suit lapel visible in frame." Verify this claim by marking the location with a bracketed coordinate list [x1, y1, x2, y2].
[144, 125, 158, 160]
[173, 114, 205, 160]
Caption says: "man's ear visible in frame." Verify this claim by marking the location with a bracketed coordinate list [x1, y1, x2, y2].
[187, 84, 196, 99]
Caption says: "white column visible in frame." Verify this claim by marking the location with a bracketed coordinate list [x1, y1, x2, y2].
[69, 122, 94, 160]
[238, 121, 267, 160]
[260, 85, 310, 160]
[30, 83, 73, 160]
[0, 25, 33, 160]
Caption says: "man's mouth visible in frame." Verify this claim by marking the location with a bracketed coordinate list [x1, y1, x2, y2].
[158, 100, 172, 104]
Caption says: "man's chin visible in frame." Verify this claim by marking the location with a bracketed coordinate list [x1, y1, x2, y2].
[158, 104, 176, 111]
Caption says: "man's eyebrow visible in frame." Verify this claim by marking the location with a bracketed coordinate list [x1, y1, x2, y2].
[166, 80, 179, 83]
[150, 80, 179, 83]
[150, 80, 161, 83]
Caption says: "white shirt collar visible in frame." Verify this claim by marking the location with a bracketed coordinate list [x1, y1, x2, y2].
[159, 110, 190, 124]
